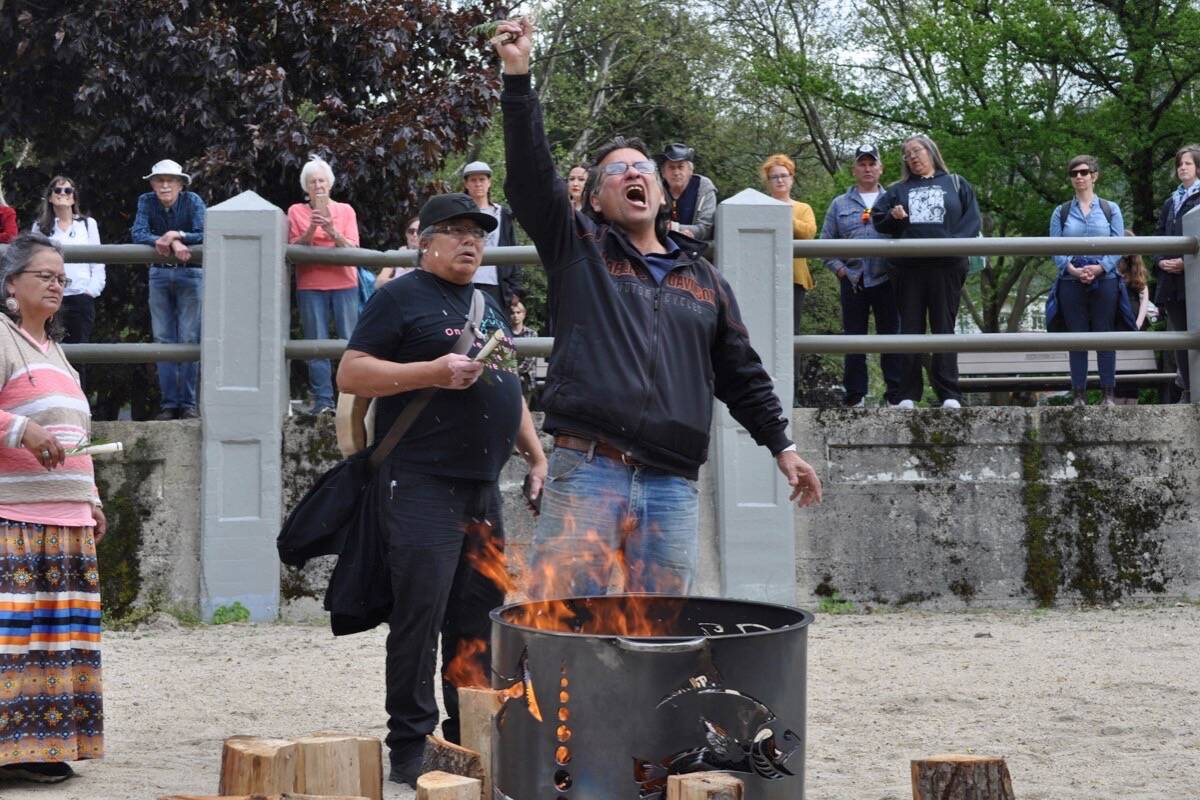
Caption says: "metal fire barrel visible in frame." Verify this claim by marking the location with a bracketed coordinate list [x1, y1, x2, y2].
[489, 594, 812, 800]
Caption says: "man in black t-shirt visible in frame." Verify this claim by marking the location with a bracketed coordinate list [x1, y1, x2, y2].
[337, 193, 547, 789]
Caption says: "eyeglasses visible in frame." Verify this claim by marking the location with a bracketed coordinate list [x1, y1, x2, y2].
[432, 223, 487, 241]
[1068, 169, 1093, 177]
[902, 149, 926, 162]
[600, 160, 656, 177]
[20, 271, 71, 288]
[52, 186, 75, 195]
[768, 173, 792, 182]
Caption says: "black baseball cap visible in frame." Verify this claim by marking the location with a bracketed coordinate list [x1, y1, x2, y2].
[661, 143, 696, 162]
[854, 144, 880, 162]
[417, 193, 498, 233]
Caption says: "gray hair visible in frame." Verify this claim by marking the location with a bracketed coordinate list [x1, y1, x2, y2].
[899, 134, 950, 181]
[1, 232, 66, 337]
[299, 156, 336, 194]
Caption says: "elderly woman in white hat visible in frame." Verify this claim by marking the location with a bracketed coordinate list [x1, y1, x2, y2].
[461, 161, 521, 317]
[130, 158, 207, 420]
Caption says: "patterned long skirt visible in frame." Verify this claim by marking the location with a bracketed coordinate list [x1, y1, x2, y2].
[0, 519, 103, 765]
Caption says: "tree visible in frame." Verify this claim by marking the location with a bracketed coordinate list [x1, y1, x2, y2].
[723, 0, 1200, 334]
[0, 0, 505, 415]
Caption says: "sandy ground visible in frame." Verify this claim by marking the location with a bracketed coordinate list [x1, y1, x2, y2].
[0, 606, 1197, 800]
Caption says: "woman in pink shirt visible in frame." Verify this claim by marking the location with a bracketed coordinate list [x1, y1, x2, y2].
[288, 156, 361, 415]
[0, 233, 106, 784]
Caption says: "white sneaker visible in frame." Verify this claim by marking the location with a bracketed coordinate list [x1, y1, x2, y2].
[849, 398, 865, 408]
[890, 399, 915, 409]
[942, 398, 962, 409]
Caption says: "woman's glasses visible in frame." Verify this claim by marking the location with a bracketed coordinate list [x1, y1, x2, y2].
[51, 186, 75, 195]
[1068, 169, 1093, 178]
[20, 271, 71, 288]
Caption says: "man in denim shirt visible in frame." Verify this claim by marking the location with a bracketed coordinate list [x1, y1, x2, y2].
[820, 145, 903, 407]
[131, 159, 206, 420]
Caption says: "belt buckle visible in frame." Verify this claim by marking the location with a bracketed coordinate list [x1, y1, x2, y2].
[619, 451, 636, 466]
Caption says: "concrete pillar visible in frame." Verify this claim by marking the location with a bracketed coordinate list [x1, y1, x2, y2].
[1184, 205, 1200, 402]
[712, 189, 797, 604]
[199, 191, 289, 621]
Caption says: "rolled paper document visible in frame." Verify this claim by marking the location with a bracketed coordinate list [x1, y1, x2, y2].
[68, 442, 124, 457]
[473, 328, 506, 362]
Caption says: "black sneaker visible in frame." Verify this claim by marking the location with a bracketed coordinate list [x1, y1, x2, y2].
[179, 406, 201, 420]
[0, 761, 76, 783]
[387, 755, 424, 788]
[153, 408, 179, 421]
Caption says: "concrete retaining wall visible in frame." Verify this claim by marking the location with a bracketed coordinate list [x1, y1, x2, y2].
[92, 406, 1200, 620]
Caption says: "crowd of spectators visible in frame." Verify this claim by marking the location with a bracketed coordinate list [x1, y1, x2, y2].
[0, 137, 1195, 417]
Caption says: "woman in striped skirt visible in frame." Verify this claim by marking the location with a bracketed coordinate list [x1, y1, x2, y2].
[0, 232, 105, 784]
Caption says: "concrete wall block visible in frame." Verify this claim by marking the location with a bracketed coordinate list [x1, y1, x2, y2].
[93, 420, 202, 615]
[794, 405, 1200, 609]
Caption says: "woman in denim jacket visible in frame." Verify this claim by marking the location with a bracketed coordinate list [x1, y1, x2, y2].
[1049, 154, 1125, 406]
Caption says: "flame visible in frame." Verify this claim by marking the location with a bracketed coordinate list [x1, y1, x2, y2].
[444, 638, 490, 689]
[459, 507, 694, 643]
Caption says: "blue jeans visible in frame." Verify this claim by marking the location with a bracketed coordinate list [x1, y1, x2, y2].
[1058, 275, 1118, 389]
[149, 266, 203, 409]
[296, 287, 359, 408]
[528, 446, 699, 598]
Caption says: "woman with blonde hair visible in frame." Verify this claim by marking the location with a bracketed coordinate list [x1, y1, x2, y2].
[761, 154, 817, 328]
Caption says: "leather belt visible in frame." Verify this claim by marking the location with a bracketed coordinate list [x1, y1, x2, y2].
[554, 434, 641, 467]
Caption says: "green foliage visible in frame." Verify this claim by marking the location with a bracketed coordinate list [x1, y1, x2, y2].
[818, 591, 856, 614]
[0, 0, 505, 414]
[212, 601, 251, 625]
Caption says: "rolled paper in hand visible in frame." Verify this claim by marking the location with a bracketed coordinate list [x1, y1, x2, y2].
[68, 442, 124, 457]
[473, 329, 506, 363]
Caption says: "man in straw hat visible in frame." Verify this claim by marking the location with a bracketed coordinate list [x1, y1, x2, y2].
[131, 159, 206, 420]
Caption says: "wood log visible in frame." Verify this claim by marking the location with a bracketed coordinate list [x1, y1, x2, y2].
[666, 773, 744, 800]
[419, 735, 485, 784]
[457, 687, 502, 800]
[161, 793, 368, 800]
[218, 737, 299, 796]
[415, 771, 482, 800]
[911, 754, 1015, 800]
[304, 732, 383, 800]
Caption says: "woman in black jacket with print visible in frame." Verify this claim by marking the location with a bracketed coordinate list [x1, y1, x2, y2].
[872, 134, 981, 409]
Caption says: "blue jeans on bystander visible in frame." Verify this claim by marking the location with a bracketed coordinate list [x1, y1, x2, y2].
[1058, 275, 1118, 389]
[528, 446, 699, 598]
[297, 287, 359, 409]
[149, 266, 203, 410]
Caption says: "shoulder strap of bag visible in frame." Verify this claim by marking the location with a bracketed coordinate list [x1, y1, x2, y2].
[1059, 199, 1114, 228]
[368, 289, 485, 471]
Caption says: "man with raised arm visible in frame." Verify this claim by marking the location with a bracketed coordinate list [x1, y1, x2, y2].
[495, 18, 822, 600]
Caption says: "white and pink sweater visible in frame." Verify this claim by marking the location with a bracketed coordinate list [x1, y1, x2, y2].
[0, 315, 98, 526]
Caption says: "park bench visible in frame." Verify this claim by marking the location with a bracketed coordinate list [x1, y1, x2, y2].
[957, 349, 1173, 392]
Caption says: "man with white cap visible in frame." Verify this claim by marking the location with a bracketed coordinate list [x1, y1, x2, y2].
[131, 159, 206, 420]
[461, 161, 522, 317]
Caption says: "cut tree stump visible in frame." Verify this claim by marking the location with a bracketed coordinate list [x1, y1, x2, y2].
[457, 687, 502, 800]
[218, 737, 299, 796]
[419, 735, 485, 784]
[307, 732, 383, 800]
[911, 754, 1016, 800]
[414, 771, 482, 800]
[293, 734, 382, 800]
[666, 773, 744, 800]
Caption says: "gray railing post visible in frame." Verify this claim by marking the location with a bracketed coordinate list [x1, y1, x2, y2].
[712, 189, 797, 604]
[199, 191, 289, 621]
[1184, 205, 1200, 403]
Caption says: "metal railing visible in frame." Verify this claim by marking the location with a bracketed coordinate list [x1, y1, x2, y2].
[4, 234, 1198, 377]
